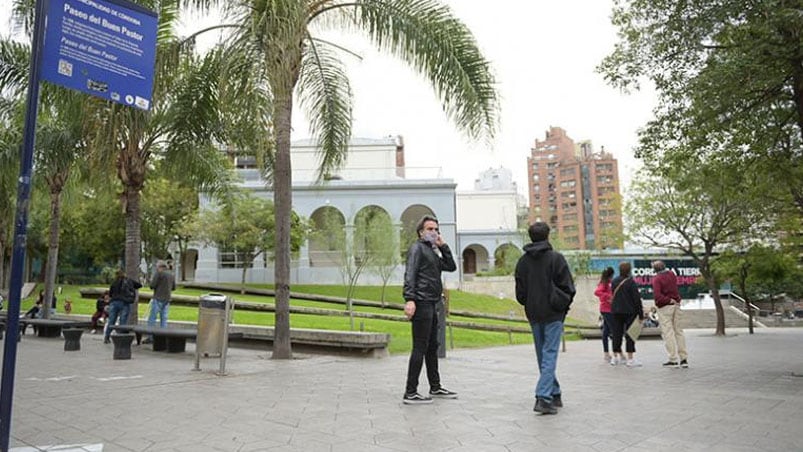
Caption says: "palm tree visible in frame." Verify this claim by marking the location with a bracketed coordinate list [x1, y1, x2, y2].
[218, 0, 499, 358]
[0, 34, 89, 316]
[0, 85, 23, 293]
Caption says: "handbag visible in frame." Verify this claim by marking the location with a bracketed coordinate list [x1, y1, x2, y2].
[626, 317, 643, 341]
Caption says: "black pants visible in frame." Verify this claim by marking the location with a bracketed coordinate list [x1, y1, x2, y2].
[610, 313, 637, 353]
[405, 301, 440, 394]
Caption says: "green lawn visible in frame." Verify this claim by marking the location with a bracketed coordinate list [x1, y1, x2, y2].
[20, 283, 582, 354]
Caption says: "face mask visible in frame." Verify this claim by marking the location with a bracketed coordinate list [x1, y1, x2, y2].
[423, 231, 438, 244]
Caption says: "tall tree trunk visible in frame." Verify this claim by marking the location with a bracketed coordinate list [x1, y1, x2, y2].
[124, 183, 142, 324]
[42, 189, 63, 320]
[701, 265, 725, 336]
[240, 263, 248, 295]
[272, 86, 294, 359]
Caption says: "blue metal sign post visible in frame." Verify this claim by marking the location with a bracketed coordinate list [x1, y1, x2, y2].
[0, 1, 49, 449]
[0, 0, 156, 450]
[41, 0, 158, 108]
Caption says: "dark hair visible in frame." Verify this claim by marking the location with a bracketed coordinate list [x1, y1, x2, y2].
[528, 222, 550, 242]
[600, 266, 614, 283]
[619, 261, 632, 277]
[416, 215, 439, 235]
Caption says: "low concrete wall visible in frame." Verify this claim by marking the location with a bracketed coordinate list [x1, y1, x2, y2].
[460, 275, 603, 325]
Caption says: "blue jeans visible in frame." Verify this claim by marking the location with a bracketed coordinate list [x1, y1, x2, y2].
[148, 299, 170, 328]
[104, 300, 131, 340]
[531, 320, 563, 401]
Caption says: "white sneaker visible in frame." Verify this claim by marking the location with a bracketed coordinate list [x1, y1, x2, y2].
[609, 357, 620, 366]
[90, 329, 97, 334]
[626, 359, 643, 367]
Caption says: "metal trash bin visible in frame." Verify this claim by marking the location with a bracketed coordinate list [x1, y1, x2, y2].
[197, 293, 229, 357]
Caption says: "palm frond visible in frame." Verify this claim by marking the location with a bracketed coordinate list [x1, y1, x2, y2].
[0, 39, 31, 98]
[297, 37, 353, 179]
[345, 0, 499, 140]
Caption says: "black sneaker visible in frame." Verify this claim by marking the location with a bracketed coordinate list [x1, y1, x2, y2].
[403, 392, 433, 405]
[429, 387, 458, 399]
[680, 359, 689, 368]
[551, 394, 562, 408]
[662, 361, 679, 367]
[103, 338, 110, 344]
[533, 397, 557, 415]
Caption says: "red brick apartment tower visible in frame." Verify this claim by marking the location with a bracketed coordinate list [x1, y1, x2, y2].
[527, 127, 623, 250]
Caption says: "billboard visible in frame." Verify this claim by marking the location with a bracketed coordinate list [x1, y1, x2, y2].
[41, 0, 158, 110]
[632, 259, 702, 300]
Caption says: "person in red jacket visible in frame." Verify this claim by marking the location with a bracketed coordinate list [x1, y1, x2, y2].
[594, 267, 615, 363]
[651, 260, 688, 368]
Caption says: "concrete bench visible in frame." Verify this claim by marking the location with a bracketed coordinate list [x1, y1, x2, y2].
[231, 325, 391, 358]
[109, 325, 245, 354]
[110, 325, 197, 353]
[19, 318, 92, 338]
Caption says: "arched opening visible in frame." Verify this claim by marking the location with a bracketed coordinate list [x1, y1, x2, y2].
[309, 206, 346, 267]
[399, 204, 436, 259]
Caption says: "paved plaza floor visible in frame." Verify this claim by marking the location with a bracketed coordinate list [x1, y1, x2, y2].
[2, 327, 802, 451]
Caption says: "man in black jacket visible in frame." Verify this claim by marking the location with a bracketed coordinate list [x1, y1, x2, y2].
[515, 222, 575, 415]
[402, 215, 457, 404]
[104, 269, 142, 344]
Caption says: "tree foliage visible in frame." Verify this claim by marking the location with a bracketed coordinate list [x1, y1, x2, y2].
[141, 176, 199, 268]
[193, 193, 305, 293]
[626, 154, 779, 335]
[600, 0, 803, 208]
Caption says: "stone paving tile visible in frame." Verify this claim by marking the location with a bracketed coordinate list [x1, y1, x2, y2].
[4, 327, 803, 451]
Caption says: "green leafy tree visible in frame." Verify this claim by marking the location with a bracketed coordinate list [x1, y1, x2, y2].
[493, 244, 522, 276]
[8, 1, 267, 322]
[194, 193, 304, 293]
[141, 176, 199, 270]
[627, 154, 778, 336]
[217, 0, 498, 358]
[365, 214, 400, 307]
[600, 0, 803, 214]
[0, 31, 90, 316]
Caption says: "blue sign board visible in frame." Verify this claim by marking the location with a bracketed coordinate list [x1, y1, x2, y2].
[41, 0, 158, 110]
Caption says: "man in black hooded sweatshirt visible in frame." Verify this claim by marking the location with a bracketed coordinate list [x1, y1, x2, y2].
[515, 222, 575, 415]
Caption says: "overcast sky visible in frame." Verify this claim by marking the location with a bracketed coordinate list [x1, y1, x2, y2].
[292, 0, 657, 195]
[2, 1, 656, 195]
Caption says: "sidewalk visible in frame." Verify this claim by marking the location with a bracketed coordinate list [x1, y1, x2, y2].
[3, 327, 802, 451]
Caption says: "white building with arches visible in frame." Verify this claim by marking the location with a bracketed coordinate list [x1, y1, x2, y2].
[191, 138, 524, 287]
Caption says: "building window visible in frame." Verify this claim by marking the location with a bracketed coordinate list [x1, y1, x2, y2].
[219, 247, 252, 269]
[560, 180, 576, 188]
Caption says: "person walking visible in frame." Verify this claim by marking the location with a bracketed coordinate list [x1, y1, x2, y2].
[594, 267, 615, 363]
[402, 215, 457, 405]
[90, 291, 110, 334]
[104, 269, 142, 344]
[515, 222, 575, 415]
[143, 260, 176, 344]
[651, 260, 688, 368]
[609, 262, 644, 367]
